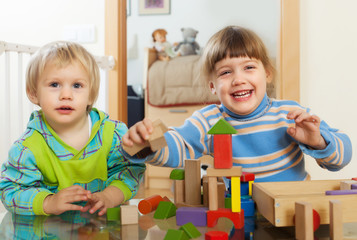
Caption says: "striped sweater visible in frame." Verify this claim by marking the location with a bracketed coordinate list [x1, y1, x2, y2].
[127, 94, 352, 182]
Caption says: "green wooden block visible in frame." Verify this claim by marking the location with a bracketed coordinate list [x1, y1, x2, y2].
[170, 169, 185, 180]
[107, 207, 121, 221]
[225, 197, 232, 209]
[179, 222, 201, 238]
[164, 229, 189, 240]
[208, 118, 237, 134]
[153, 201, 177, 219]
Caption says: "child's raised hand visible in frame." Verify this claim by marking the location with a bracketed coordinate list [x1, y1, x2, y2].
[286, 109, 327, 150]
[122, 118, 154, 147]
[43, 185, 91, 215]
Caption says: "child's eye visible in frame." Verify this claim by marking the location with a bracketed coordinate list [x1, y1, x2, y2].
[219, 70, 231, 76]
[50, 82, 59, 88]
[73, 83, 82, 88]
[245, 65, 256, 70]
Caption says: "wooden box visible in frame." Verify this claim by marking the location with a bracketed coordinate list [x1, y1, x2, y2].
[252, 179, 357, 227]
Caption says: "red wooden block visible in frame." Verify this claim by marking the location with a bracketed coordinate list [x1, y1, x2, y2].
[138, 195, 163, 214]
[240, 172, 255, 182]
[205, 231, 228, 240]
[213, 135, 232, 169]
[207, 208, 244, 229]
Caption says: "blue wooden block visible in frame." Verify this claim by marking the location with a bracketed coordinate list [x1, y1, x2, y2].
[241, 198, 255, 217]
[241, 182, 249, 196]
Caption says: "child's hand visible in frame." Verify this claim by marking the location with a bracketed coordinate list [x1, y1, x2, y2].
[122, 118, 154, 147]
[286, 109, 327, 150]
[43, 185, 91, 215]
[82, 186, 124, 216]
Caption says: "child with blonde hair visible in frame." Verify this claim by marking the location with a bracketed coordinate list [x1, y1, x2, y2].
[0, 41, 145, 215]
[122, 26, 352, 182]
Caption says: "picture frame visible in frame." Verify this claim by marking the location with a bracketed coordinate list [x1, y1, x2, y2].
[138, 0, 170, 15]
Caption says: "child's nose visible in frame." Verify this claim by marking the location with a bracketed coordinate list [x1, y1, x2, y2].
[231, 73, 245, 86]
[60, 86, 73, 100]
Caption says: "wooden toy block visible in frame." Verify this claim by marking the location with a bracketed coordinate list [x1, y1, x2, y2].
[208, 176, 218, 210]
[121, 224, 139, 240]
[241, 198, 255, 217]
[174, 180, 185, 204]
[224, 198, 231, 209]
[252, 179, 357, 227]
[240, 172, 255, 182]
[241, 182, 249, 196]
[231, 176, 241, 212]
[295, 201, 313, 240]
[184, 159, 201, 205]
[122, 119, 168, 156]
[229, 227, 245, 239]
[212, 134, 233, 169]
[206, 166, 242, 177]
[175, 202, 204, 208]
[207, 208, 244, 229]
[138, 194, 163, 215]
[207, 118, 237, 135]
[199, 155, 214, 166]
[326, 189, 357, 195]
[205, 231, 228, 240]
[217, 182, 226, 209]
[176, 207, 208, 226]
[340, 180, 357, 190]
[106, 207, 121, 221]
[170, 169, 185, 180]
[179, 222, 202, 239]
[329, 200, 343, 240]
[164, 229, 189, 240]
[203, 175, 209, 207]
[249, 180, 253, 196]
[120, 205, 138, 225]
[153, 201, 177, 219]
[352, 184, 357, 189]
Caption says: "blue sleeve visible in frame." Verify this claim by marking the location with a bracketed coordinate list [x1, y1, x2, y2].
[299, 120, 352, 171]
[106, 120, 146, 200]
[0, 142, 52, 215]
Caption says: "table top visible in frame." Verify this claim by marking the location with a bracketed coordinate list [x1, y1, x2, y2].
[0, 205, 357, 239]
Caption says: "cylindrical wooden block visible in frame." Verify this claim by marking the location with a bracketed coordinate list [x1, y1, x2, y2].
[138, 194, 163, 214]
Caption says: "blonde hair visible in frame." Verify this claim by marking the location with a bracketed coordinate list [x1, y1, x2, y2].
[200, 26, 275, 82]
[26, 41, 100, 112]
[152, 29, 167, 42]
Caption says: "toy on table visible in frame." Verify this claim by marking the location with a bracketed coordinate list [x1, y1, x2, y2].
[152, 28, 177, 61]
[174, 27, 200, 56]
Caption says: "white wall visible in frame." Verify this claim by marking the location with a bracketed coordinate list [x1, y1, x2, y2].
[0, 0, 105, 55]
[127, 0, 280, 87]
[301, 0, 357, 179]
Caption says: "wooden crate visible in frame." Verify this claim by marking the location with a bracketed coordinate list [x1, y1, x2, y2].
[252, 179, 357, 227]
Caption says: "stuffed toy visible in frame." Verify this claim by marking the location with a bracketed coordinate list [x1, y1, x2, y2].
[174, 28, 200, 56]
[152, 29, 176, 61]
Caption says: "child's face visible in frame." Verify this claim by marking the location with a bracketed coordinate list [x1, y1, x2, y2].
[154, 32, 166, 43]
[210, 56, 271, 115]
[29, 60, 92, 128]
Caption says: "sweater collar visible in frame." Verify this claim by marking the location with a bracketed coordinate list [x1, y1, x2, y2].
[221, 93, 271, 121]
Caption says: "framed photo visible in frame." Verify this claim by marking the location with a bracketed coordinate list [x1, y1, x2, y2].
[139, 0, 170, 15]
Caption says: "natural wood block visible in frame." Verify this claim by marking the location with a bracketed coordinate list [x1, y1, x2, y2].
[206, 166, 242, 177]
[208, 176, 218, 211]
[329, 200, 343, 240]
[120, 205, 138, 225]
[295, 201, 313, 240]
[340, 180, 357, 190]
[184, 159, 201, 205]
[174, 180, 185, 204]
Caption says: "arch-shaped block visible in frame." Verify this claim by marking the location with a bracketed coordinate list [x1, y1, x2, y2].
[207, 208, 244, 229]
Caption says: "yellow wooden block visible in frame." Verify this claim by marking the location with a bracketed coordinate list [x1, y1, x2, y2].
[231, 177, 241, 212]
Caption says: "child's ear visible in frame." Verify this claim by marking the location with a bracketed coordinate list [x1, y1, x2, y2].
[266, 69, 273, 83]
[209, 81, 216, 95]
[27, 91, 39, 105]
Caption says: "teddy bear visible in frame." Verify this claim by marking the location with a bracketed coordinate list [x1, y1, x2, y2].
[174, 28, 200, 56]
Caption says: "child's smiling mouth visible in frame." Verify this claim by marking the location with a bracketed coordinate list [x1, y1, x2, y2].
[232, 90, 253, 99]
